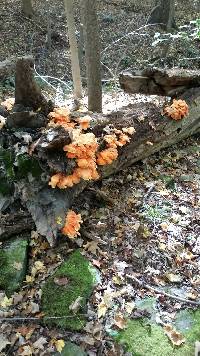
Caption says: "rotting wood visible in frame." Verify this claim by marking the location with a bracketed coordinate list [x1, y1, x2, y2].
[119, 68, 200, 97]
[0, 211, 35, 242]
[0, 61, 200, 246]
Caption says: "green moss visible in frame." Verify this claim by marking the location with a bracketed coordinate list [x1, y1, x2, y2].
[41, 250, 95, 330]
[0, 147, 15, 179]
[16, 154, 42, 178]
[0, 176, 13, 195]
[54, 341, 87, 356]
[0, 236, 29, 296]
[117, 309, 200, 356]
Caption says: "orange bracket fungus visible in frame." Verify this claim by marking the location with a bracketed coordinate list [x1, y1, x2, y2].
[48, 106, 135, 189]
[61, 210, 82, 238]
[163, 99, 189, 121]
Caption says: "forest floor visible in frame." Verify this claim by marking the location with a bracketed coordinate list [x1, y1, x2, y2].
[0, 0, 200, 355]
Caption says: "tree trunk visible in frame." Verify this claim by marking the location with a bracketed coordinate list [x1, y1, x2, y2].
[63, 0, 82, 99]
[22, 0, 34, 18]
[82, 0, 102, 112]
[147, 0, 176, 31]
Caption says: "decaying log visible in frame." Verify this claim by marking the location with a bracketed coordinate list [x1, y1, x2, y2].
[1, 61, 200, 246]
[119, 68, 200, 97]
[0, 211, 34, 242]
[15, 86, 200, 246]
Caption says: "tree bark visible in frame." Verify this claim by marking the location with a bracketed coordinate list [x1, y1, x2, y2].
[0, 211, 34, 242]
[147, 0, 176, 31]
[63, 0, 82, 99]
[22, 0, 34, 18]
[119, 68, 200, 97]
[82, 0, 102, 112]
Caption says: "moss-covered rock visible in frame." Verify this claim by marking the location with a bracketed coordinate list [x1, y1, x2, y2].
[0, 235, 29, 296]
[116, 308, 200, 356]
[54, 341, 87, 356]
[41, 250, 99, 330]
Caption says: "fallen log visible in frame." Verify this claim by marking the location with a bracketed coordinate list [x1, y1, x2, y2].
[119, 68, 200, 97]
[0, 211, 34, 242]
[0, 59, 200, 246]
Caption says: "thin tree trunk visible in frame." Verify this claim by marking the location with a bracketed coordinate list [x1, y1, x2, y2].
[63, 0, 82, 99]
[82, 0, 102, 112]
[22, 0, 34, 18]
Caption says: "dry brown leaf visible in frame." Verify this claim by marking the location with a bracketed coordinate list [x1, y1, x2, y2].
[83, 241, 100, 255]
[54, 277, 69, 286]
[114, 313, 127, 329]
[164, 324, 185, 346]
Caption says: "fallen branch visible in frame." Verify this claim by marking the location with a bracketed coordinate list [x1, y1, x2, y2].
[126, 274, 200, 306]
[0, 314, 88, 323]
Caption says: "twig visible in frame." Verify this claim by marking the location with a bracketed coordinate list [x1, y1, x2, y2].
[126, 274, 200, 306]
[143, 184, 155, 204]
[35, 75, 71, 90]
[0, 314, 88, 323]
[101, 23, 164, 55]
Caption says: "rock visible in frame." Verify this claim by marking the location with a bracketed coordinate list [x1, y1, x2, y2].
[54, 341, 86, 356]
[116, 308, 200, 356]
[0, 234, 29, 295]
[41, 250, 100, 330]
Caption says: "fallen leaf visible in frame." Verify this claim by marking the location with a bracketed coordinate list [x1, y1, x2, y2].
[113, 275, 123, 285]
[81, 335, 95, 346]
[54, 277, 69, 286]
[33, 337, 47, 350]
[54, 339, 65, 353]
[92, 259, 101, 268]
[97, 301, 108, 318]
[16, 326, 35, 339]
[165, 273, 182, 283]
[13, 262, 23, 270]
[28, 302, 40, 314]
[160, 222, 169, 231]
[83, 241, 100, 255]
[19, 344, 33, 356]
[164, 324, 185, 346]
[26, 275, 34, 283]
[125, 301, 136, 314]
[0, 296, 13, 308]
[114, 313, 127, 329]
[69, 296, 83, 314]
[0, 334, 10, 352]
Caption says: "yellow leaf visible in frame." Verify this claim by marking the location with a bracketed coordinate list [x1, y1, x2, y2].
[56, 216, 63, 225]
[55, 339, 65, 353]
[112, 275, 123, 285]
[97, 302, 108, 318]
[165, 273, 182, 283]
[125, 301, 136, 314]
[0, 296, 13, 308]
[160, 222, 169, 231]
[26, 275, 34, 283]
